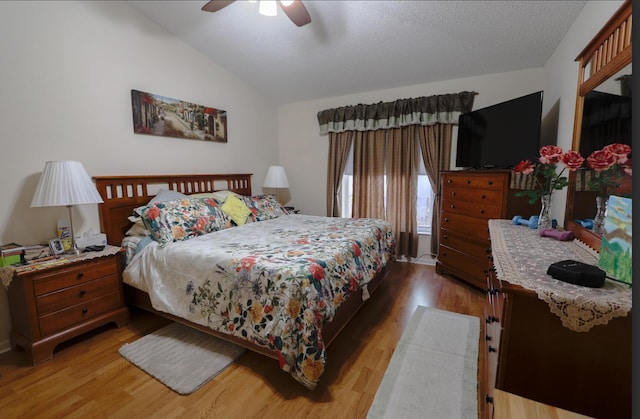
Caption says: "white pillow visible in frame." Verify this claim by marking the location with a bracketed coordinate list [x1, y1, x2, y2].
[148, 189, 187, 204]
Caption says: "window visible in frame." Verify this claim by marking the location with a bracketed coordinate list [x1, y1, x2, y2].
[340, 174, 434, 235]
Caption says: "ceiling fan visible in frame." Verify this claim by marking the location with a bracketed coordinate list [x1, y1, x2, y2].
[202, 0, 311, 27]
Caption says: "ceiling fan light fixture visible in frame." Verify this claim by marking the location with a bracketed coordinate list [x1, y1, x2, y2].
[259, 0, 278, 17]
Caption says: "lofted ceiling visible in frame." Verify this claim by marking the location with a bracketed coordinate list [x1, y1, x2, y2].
[128, 0, 588, 105]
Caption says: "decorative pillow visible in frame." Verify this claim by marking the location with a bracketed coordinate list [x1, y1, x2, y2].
[221, 193, 252, 225]
[130, 189, 189, 230]
[241, 194, 289, 222]
[137, 197, 228, 246]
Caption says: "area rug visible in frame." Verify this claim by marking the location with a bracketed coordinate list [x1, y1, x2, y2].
[367, 306, 480, 419]
[119, 322, 245, 395]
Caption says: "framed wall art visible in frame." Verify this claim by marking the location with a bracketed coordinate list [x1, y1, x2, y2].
[131, 89, 227, 143]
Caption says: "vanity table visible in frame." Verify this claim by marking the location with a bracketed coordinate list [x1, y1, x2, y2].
[483, 220, 631, 419]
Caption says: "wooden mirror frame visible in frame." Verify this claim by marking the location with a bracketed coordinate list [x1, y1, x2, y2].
[565, 1, 632, 251]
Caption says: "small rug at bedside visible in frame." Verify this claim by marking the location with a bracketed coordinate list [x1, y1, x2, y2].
[119, 322, 245, 395]
[367, 306, 480, 419]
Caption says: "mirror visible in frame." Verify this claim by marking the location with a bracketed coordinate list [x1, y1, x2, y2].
[565, 1, 632, 250]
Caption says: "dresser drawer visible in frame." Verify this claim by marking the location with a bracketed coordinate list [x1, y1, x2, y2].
[442, 173, 505, 190]
[38, 292, 121, 336]
[438, 245, 492, 281]
[442, 191, 503, 218]
[33, 258, 117, 296]
[440, 228, 490, 259]
[441, 211, 491, 240]
[36, 274, 120, 316]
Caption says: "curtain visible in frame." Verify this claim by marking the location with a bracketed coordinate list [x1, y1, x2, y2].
[418, 124, 452, 256]
[352, 130, 386, 219]
[386, 125, 419, 257]
[318, 92, 476, 259]
[326, 131, 354, 217]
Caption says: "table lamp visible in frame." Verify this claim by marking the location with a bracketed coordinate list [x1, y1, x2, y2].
[31, 161, 104, 254]
[263, 165, 289, 205]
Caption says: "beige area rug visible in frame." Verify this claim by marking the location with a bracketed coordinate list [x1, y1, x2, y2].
[367, 306, 480, 419]
[119, 322, 245, 395]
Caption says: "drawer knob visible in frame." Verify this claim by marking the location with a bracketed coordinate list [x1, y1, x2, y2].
[451, 191, 456, 196]
[82, 307, 88, 315]
[466, 180, 471, 184]
[486, 395, 494, 404]
[481, 194, 486, 199]
[479, 209, 485, 214]
[486, 335, 492, 341]
[444, 217, 449, 223]
[443, 234, 448, 239]
[447, 179, 452, 183]
[488, 180, 493, 185]
[488, 346, 497, 353]
[77, 272, 84, 280]
[79, 290, 86, 297]
[450, 204, 455, 209]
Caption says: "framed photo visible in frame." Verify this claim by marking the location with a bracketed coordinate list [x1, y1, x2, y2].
[48, 238, 65, 255]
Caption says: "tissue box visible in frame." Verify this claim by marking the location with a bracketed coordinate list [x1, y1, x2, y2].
[76, 233, 107, 250]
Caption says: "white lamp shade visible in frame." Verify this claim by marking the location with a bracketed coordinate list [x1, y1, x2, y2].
[263, 165, 289, 188]
[31, 161, 104, 207]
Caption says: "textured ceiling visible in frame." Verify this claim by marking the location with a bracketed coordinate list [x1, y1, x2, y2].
[128, 0, 587, 105]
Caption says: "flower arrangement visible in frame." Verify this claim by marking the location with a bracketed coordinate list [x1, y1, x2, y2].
[513, 145, 585, 204]
[585, 143, 632, 196]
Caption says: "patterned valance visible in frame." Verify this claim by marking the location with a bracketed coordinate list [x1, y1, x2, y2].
[317, 91, 477, 135]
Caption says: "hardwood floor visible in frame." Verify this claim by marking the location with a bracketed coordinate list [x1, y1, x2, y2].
[0, 262, 485, 418]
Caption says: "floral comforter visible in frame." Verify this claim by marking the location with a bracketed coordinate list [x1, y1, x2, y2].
[123, 214, 395, 389]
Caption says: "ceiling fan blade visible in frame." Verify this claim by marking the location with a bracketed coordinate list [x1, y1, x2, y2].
[280, 0, 311, 27]
[201, 0, 235, 13]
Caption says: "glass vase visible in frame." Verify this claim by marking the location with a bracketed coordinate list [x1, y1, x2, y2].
[537, 194, 552, 230]
[592, 195, 608, 235]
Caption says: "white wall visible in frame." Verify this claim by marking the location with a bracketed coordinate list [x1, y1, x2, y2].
[0, 1, 279, 352]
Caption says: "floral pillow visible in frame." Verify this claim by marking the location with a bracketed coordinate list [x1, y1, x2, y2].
[137, 197, 229, 246]
[241, 194, 289, 222]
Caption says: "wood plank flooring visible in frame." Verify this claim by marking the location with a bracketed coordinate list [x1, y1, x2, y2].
[0, 262, 485, 418]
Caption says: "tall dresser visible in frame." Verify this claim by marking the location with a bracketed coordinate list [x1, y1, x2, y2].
[435, 170, 535, 290]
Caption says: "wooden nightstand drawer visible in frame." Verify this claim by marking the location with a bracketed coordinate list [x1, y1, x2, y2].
[38, 292, 122, 336]
[36, 274, 120, 316]
[7, 247, 130, 365]
[33, 258, 117, 296]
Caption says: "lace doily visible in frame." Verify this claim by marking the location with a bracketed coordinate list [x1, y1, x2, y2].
[1, 245, 122, 290]
[489, 220, 632, 332]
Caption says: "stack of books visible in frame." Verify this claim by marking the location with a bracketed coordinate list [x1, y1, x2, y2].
[23, 244, 51, 262]
[0, 243, 25, 267]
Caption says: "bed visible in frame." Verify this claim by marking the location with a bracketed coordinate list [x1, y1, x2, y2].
[93, 173, 395, 389]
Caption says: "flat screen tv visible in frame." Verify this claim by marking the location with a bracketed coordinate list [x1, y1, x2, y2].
[456, 91, 544, 169]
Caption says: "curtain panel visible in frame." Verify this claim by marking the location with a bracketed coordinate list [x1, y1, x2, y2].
[317, 91, 477, 135]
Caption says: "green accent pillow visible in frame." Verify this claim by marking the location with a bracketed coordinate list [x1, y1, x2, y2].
[221, 194, 252, 225]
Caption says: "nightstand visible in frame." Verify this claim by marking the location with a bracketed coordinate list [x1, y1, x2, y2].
[4, 246, 130, 365]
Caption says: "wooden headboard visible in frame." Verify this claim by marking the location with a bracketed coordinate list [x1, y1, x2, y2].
[93, 174, 252, 246]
